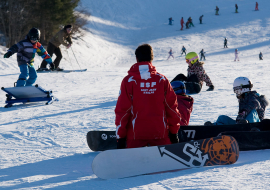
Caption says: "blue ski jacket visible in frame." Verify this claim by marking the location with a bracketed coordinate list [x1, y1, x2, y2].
[238, 91, 269, 121]
[7, 37, 52, 66]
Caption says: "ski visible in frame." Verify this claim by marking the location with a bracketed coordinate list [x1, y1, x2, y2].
[86, 119, 270, 151]
[37, 69, 87, 73]
[37, 70, 71, 73]
[219, 131, 270, 151]
[92, 135, 239, 179]
[69, 69, 87, 72]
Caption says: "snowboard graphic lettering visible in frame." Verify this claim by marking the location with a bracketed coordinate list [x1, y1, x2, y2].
[159, 142, 209, 167]
[183, 130, 196, 139]
[158, 135, 238, 167]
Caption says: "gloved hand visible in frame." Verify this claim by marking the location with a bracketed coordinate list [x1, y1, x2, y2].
[206, 85, 214, 91]
[4, 51, 12, 58]
[237, 119, 248, 124]
[178, 129, 188, 142]
[236, 110, 247, 124]
[117, 138, 126, 149]
[169, 132, 179, 144]
[67, 44, 72, 49]
[49, 63, 55, 70]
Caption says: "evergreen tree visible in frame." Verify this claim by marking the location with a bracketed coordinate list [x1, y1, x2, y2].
[0, 0, 84, 47]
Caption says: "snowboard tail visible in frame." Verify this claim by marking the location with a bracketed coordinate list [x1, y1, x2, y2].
[92, 135, 239, 179]
[219, 131, 270, 151]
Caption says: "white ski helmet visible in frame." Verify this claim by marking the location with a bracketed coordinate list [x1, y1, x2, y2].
[233, 77, 253, 96]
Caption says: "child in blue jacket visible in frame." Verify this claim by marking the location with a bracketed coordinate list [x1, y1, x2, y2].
[4, 28, 53, 87]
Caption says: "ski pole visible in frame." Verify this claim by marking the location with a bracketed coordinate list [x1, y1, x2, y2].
[66, 49, 74, 70]
[70, 46, 82, 70]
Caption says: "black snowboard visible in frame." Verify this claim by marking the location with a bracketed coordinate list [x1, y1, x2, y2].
[219, 131, 270, 151]
[86, 120, 270, 151]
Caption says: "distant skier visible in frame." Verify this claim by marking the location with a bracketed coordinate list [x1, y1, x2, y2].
[199, 49, 206, 61]
[171, 81, 194, 126]
[188, 17, 194, 27]
[180, 17, 184, 30]
[259, 52, 263, 60]
[186, 20, 190, 29]
[234, 49, 239, 61]
[167, 49, 174, 60]
[235, 4, 238, 13]
[255, 2, 259, 11]
[181, 46, 187, 55]
[169, 17, 174, 25]
[199, 15, 203, 24]
[171, 52, 214, 94]
[3, 28, 53, 87]
[204, 77, 268, 125]
[215, 6, 219, 15]
[224, 38, 228, 48]
[115, 44, 181, 149]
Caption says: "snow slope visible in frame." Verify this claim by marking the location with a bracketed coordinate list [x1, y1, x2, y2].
[1, 0, 270, 189]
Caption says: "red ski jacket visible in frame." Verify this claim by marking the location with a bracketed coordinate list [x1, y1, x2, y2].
[176, 95, 194, 126]
[181, 18, 184, 25]
[115, 62, 181, 140]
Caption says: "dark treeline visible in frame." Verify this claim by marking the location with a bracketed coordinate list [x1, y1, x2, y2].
[0, 0, 90, 47]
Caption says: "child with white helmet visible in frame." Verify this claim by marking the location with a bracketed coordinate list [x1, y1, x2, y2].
[205, 77, 268, 125]
[171, 52, 214, 93]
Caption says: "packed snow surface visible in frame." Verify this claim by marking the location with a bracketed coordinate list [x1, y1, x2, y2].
[1, 0, 270, 189]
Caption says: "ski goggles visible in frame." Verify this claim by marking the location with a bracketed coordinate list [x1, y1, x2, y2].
[186, 56, 199, 63]
[233, 84, 252, 92]
[30, 37, 38, 42]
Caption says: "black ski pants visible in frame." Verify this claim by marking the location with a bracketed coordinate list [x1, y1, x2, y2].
[171, 74, 202, 94]
[200, 54, 205, 60]
[171, 73, 199, 83]
[40, 42, 62, 69]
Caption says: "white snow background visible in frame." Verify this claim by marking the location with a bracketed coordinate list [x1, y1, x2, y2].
[1, 0, 270, 189]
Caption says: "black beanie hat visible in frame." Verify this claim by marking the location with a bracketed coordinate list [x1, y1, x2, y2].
[64, 25, 72, 30]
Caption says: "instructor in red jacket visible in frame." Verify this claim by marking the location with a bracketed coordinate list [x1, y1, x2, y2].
[181, 17, 184, 30]
[115, 44, 181, 149]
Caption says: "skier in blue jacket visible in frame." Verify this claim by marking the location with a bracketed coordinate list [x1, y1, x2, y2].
[181, 46, 186, 55]
[259, 52, 263, 60]
[169, 17, 174, 25]
[3, 28, 53, 87]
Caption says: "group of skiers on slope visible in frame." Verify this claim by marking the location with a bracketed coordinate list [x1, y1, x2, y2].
[235, 49, 263, 61]
[115, 43, 268, 149]
[178, 16, 201, 31]
[167, 46, 187, 60]
[225, 38, 263, 61]
[168, 47, 206, 61]
[215, 2, 259, 15]
[3, 25, 73, 87]
[172, 2, 260, 31]
[217, 4, 239, 15]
